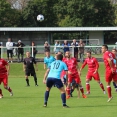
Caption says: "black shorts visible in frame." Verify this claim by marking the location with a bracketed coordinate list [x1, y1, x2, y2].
[7, 50, 13, 58]
[46, 77, 63, 89]
[25, 69, 36, 76]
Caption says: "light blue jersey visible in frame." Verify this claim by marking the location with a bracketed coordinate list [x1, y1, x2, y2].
[44, 56, 55, 68]
[114, 59, 116, 64]
[48, 60, 68, 79]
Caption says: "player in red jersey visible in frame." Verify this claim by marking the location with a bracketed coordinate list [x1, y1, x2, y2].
[102, 45, 117, 102]
[80, 51, 105, 94]
[63, 51, 87, 99]
[0, 58, 13, 98]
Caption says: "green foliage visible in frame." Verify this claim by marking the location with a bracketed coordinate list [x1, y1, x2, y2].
[113, 4, 117, 25]
[21, 0, 58, 27]
[0, 0, 21, 27]
[56, 0, 115, 27]
[0, 0, 116, 27]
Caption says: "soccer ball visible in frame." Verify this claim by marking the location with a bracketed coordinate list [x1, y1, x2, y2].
[37, 14, 44, 22]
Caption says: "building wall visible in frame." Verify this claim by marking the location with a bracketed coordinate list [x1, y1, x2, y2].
[0, 31, 48, 46]
[89, 31, 104, 45]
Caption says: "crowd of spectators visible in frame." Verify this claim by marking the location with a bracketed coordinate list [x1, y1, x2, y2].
[0, 38, 85, 62]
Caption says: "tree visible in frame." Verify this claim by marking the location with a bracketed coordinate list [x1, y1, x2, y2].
[21, 0, 58, 27]
[55, 0, 115, 27]
[0, 0, 21, 27]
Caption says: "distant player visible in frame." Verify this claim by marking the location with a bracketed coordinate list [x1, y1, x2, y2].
[23, 52, 38, 86]
[43, 54, 69, 108]
[0, 58, 13, 98]
[102, 45, 117, 102]
[80, 51, 105, 94]
[44, 51, 55, 69]
[63, 51, 87, 99]
[111, 49, 117, 91]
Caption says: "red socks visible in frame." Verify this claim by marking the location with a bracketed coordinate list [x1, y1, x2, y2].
[86, 83, 90, 92]
[100, 83, 105, 91]
[107, 86, 112, 98]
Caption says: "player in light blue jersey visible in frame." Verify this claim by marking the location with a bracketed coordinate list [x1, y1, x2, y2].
[44, 51, 55, 69]
[43, 54, 69, 108]
[112, 49, 117, 91]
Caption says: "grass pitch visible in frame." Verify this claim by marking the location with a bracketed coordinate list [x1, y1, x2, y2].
[0, 63, 117, 117]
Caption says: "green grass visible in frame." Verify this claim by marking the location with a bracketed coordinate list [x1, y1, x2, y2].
[2, 53, 103, 60]
[0, 63, 117, 117]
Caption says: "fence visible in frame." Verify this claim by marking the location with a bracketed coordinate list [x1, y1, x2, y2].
[0, 45, 116, 62]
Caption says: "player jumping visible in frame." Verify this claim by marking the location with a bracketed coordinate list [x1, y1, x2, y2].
[80, 51, 105, 94]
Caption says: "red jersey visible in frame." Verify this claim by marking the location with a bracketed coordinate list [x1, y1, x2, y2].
[0, 59, 8, 75]
[81, 57, 99, 72]
[103, 51, 115, 71]
[63, 57, 77, 72]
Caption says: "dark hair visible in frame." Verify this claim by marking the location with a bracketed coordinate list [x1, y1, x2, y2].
[57, 51, 63, 55]
[65, 51, 70, 53]
[57, 54, 63, 60]
[87, 51, 91, 54]
[45, 50, 50, 53]
[102, 44, 108, 50]
[31, 41, 35, 45]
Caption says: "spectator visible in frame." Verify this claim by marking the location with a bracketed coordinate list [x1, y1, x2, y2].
[16, 40, 25, 62]
[54, 40, 60, 54]
[6, 38, 14, 63]
[31, 41, 37, 59]
[78, 39, 85, 63]
[71, 39, 79, 60]
[44, 41, 50, 52]
[62, 40, 70, 55]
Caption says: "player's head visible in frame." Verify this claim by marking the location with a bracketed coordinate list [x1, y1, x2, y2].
[101, 45, 108, 53]
[112, 49, 117, 55]
[65, 51, 70, 58]
[56, 54, 63, 60]
[55, 51, 63, 59]
[45, 51, 50, 57]
[57, 51, 63, 55]
[26, 51, 30, 58]
[86, 51, 91, 58]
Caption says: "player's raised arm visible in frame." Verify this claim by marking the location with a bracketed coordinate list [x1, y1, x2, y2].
[43, 68, 50, 84]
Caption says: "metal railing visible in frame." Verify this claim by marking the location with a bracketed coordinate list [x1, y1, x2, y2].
[0, 45, 116, 62]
